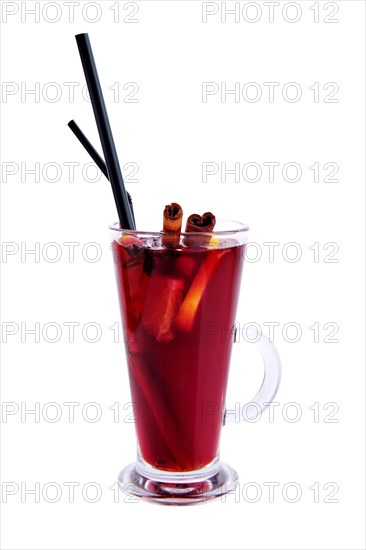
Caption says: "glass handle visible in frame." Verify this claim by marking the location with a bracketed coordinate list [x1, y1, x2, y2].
[225, 327, 281, 424]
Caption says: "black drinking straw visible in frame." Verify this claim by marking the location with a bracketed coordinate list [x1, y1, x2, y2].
[75, 33, 135, 230]
[68, 119, 135, 225]
[68, 119, 108, 177]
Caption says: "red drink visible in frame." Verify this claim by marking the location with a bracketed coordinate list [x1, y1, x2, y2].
[113, 236, 245, 473]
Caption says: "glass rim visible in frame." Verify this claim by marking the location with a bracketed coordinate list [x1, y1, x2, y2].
[109, 219, 249, 237]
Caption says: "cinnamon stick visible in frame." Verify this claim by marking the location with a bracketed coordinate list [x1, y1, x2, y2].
[184, 212, 216, 248]
[129, 360, 191, 469]
[162, 202, 183, 248]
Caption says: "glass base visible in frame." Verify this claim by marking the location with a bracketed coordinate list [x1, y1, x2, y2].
[118, 459, 238, 506]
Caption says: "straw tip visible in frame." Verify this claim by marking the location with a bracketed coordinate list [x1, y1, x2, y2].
[75, 33, 89, 41]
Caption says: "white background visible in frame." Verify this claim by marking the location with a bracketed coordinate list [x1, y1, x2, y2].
[1, 1, 365, 549]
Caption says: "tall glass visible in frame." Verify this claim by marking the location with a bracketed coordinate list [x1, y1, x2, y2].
[110, 220, 281, 505]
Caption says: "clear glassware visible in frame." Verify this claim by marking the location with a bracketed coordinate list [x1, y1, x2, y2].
[110, 219, 281, 505]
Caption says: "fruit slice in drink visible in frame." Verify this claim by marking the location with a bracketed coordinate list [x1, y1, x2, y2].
[175, 248, 227, 333]
[113, 236, 148, 332]
[142, 275, 184, 342]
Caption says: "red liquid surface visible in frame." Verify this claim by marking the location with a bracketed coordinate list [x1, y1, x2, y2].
[113, 238, 244, 472]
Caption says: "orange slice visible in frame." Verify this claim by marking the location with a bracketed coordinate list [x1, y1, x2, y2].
[175, 249, 227, 333]
[118, 235, 143, 247]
